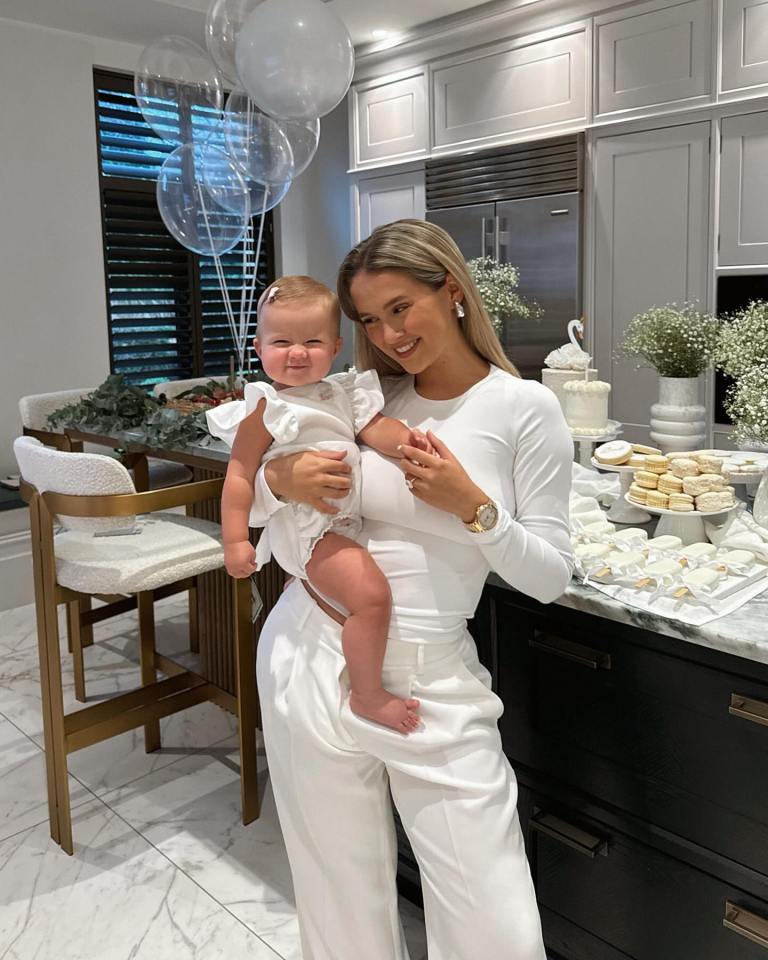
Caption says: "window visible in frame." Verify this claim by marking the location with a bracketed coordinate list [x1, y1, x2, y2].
[93, 69, 274, 386]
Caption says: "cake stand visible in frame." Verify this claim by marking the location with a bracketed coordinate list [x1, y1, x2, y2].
[623, 494, 739, 545]
[571, 420, 622, 468]
[590, 457, 652, 524]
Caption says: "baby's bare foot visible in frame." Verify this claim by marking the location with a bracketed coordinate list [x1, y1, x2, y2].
[349, 690, 421, 734]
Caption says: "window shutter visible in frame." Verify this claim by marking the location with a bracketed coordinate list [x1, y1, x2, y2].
[94, 69, 274, 386]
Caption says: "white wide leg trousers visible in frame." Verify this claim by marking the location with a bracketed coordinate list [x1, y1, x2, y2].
[255, 580, 546, 960]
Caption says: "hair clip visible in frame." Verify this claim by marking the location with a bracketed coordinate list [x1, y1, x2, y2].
[266, 286, 280, 303]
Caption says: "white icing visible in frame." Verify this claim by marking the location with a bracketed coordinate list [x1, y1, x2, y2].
[544, 342, 592, 370]
[564, 379, 611, 432]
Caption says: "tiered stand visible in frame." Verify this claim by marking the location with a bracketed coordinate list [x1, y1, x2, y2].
[589, 458, 652, 524]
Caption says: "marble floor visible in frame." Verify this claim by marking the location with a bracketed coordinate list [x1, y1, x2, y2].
[0, 597, 429, 960]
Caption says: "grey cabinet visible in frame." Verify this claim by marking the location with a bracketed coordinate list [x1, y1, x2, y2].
[722, 0, 768, 95]
[719, 111, 768, 265]
[595, 0, 712, 118]
[350, 69, 428, 169]
[431, 27, 587, 151]
[592, 123, 710, 442]
[355, 168, 425, 242]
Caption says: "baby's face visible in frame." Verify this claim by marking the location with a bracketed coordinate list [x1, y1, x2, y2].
[254, 301, 341, 389]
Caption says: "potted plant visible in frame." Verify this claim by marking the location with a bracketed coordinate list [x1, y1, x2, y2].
[619, 302, 720, 452]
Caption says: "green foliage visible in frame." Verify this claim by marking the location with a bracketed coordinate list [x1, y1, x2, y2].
[467, 257, 541, 334]
[47, 375, 157, 432]
[619, 303, 720, 378]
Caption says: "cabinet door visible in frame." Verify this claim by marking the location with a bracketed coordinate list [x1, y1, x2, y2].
[431, 28, 586, 150]
[722, 0, 768, 94]
[595, 0, 712, 117]
[355, 169, 425, 242]
[592, 123, 710, 442]
[351, 69, 428, 168]
[719, 112, 768, 265]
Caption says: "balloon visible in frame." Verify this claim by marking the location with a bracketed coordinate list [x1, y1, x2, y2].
[135, 35, 223, 145]
[157, 143, 249, 255]
[246, 176, 292, 214]
[224, 89, 294, 186]
[277, 116, 320, 178]
[205, 0, 265, 86]
[235, 0, 354, 121]
[200, 140, 292, 215]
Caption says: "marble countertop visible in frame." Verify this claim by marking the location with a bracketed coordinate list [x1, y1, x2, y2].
[487, 573, 768, 667]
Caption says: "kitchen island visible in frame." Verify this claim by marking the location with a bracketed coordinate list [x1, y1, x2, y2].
[399, 578, 768, 960]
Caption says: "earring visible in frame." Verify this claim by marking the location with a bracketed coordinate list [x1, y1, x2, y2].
[455, 301, 465, 319]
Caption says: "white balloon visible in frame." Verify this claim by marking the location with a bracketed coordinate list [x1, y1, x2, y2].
[224, 89, 294, 186]
[205, 0, 265, 85]
[277, 117, 320, 178]
[235, 0, 354, 121]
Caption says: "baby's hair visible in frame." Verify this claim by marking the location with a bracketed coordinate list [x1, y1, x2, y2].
[257, 275, 341, 337]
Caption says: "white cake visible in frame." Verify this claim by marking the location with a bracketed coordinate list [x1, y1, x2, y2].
[563, 379, 611, 435]
[542, 367, 598, 411]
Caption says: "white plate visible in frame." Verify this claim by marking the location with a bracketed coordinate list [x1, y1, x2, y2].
[590, 457, 637, 474]
[623, 493, 739, 518]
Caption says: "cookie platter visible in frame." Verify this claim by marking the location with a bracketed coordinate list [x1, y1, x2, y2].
[622, 493, 739, 544]
[589, 457, 652, 523]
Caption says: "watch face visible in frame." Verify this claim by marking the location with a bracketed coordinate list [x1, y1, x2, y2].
[477, 503, 498, 529]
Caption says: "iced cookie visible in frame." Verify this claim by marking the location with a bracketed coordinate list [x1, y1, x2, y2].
[628, 483, 648, 504]
[682, 473, 727, 497]
[670, 458, 700, 478]
[645, 455, 669, 474]
[595, 440, 632, 465]
[657, 473, 683, 495]
[646, 489, 669, 509]
[635, 470, 659, 489]
[695, 490, 735, 512]
[631, 444, 662, 456]
[668, 492, 695, 512]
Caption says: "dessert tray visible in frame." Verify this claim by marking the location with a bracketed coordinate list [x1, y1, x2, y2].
[589, 457, 650, 523]
[623, 493, 740, 544]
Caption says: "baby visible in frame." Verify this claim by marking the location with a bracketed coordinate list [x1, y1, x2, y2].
[207, 275, 426, 735]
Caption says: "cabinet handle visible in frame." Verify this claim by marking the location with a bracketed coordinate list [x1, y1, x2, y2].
[724, 901, 768, 950]
[530, 631, 611, 670]
[549, 208, 570, 216]
[729, 693, 768, 727]
[530, 810, 608, 859]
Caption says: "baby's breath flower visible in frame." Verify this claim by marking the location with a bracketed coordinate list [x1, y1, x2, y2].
[725, 365, 768, 444]
[467, 257, 541, 334]
[618, 303, 720, 378]
[716, 301, 768, 379]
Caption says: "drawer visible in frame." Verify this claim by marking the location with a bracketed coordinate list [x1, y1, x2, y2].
[489, 590, 768, 876]
[517, 783, 768, 960]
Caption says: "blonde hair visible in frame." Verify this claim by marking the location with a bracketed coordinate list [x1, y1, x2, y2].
[337, 219, 519, 378]
[257, 275, 341, 336]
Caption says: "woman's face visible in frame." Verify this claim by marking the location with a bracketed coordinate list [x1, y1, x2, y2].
[349, 269, 463, 374]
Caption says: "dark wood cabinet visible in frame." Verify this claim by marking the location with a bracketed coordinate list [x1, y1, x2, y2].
[396, 585, 768, 959]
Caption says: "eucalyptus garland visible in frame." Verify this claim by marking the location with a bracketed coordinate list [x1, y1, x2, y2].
[467, 257, 541, 334]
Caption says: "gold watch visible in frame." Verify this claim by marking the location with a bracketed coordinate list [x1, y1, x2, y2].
[463, 500, 499, 533]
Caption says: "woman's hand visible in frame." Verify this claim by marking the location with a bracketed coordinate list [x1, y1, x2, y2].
[398, 430, 489, 523]
[263, 450, 352, 516]
[224, 540, 257, 579]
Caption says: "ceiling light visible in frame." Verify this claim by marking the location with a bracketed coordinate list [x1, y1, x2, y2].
[371, 29, 391, 38]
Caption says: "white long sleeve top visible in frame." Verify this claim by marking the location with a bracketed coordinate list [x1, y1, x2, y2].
[251, 364, 574, 642]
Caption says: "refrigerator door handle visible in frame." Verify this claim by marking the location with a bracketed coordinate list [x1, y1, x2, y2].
[496, 216, 507, 262]
[481, 217, 493, 258]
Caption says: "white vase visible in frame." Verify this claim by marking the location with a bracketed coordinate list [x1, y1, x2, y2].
[649, 376, 706, 453]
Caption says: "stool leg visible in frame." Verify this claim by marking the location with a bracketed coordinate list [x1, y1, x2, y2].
[188, 581, 199, 654]
[80, 596, 94, 648]
[233, 577, 260, 824]
[137, 592, 161, 753]
[66, 600, 86, 703]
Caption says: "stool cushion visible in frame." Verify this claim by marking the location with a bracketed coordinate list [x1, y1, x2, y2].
[55, 513, 225, 594]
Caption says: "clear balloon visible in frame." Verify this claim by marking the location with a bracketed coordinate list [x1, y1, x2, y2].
[135, 35, 223, 145]
[157, 143, 249, 256]
[235, 0, 354, 121]
[200, 142, 292, 216]
[205, 0, 265, 86]
[247, 176, 293, 214]
[224, 90, 294, 186]
[277, 117, 320, 178]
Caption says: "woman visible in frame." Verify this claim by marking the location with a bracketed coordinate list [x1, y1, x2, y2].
[250, 220, 573, 959]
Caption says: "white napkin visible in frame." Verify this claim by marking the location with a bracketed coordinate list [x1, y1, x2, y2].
[571, 463, 620, 504]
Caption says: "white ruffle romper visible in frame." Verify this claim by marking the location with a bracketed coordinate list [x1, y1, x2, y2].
[206, 370, 385, 579]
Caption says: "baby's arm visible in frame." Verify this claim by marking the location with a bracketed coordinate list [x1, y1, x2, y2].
[358, 414, 434, 459]
[222, 397, 274, 577]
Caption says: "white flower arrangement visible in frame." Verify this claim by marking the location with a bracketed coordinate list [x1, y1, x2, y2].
[619, 302, 720, 378]
[467, 257, 541, 334]
[716, 300, 768, 379]
[725, 364, 768, 444]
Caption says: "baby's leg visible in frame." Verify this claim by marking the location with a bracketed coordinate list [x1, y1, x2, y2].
[306, 533, 420, 735]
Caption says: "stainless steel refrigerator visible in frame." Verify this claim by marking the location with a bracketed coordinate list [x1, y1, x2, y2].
[426, 191, 581, 380]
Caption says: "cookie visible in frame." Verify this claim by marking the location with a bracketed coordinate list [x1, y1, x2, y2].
[657, 473, 683, 495]
[644, 455, 669, 474]
[670, 458, 699, 478]
[695, 490, 735, 512]
[667, 451, 699, 460]
[628, 483, 648, 504]
[695, 455, 723, 474]
[628, 454, 647, 468]
[635, 470, 659, 489]
[668, 492, 695, 512]
[631, 444, 662, 456]
[646, 489, 669, 509]
[682, 473, 727, 497]
[594, 440, 632, 466]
